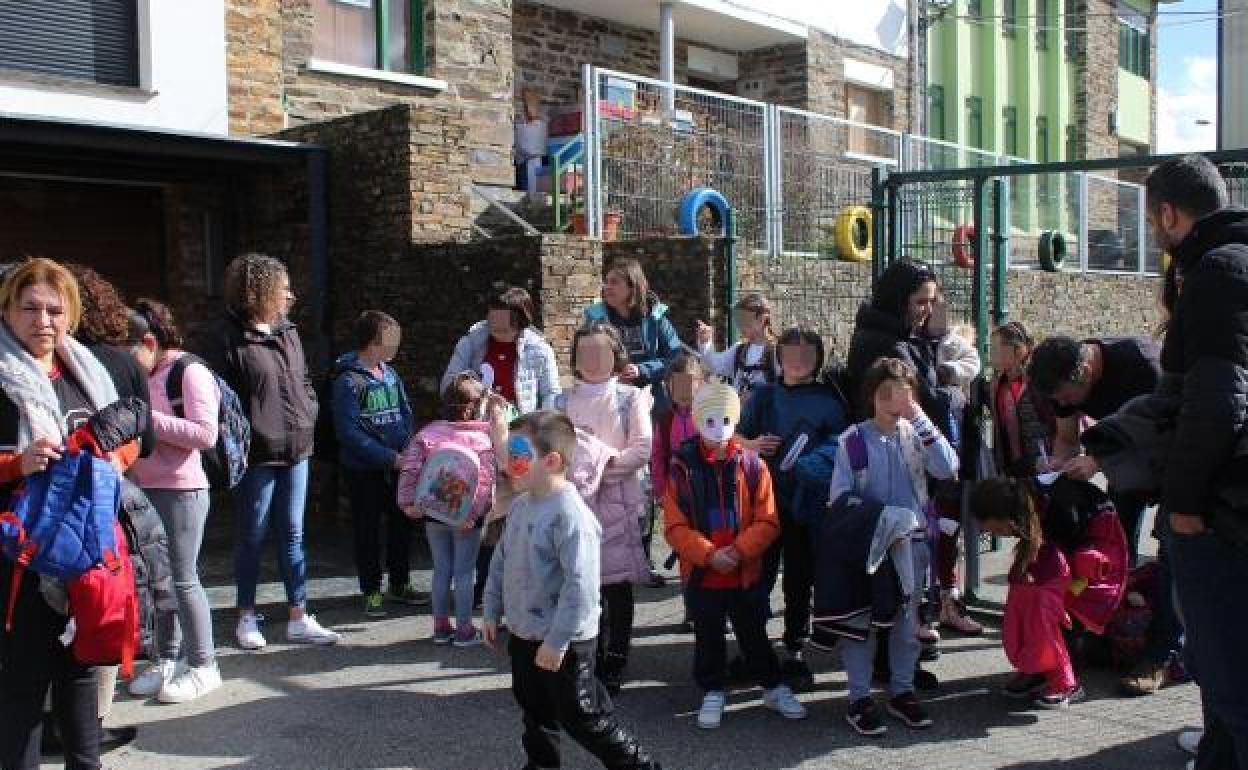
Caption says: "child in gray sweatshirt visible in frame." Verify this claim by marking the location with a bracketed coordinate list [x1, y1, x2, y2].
[483, 410, 661, 770]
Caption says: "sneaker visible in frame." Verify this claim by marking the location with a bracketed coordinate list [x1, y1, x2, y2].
[128, 659, 177, 697]
[697, 691, 726, 729]
[287, 614, 341, 645]
[157, 662, 222, 704]
[387, 583, 430, 606]
[1177, 728, 1203, 757]
[432, 623, 455, 645]
[363, 591, 386, 618]
[919, 643, 941, 663]
[1035, 683, 1087, 709]
[914, 667, 940, 691]
[1002, 672, 1048, 699]
[1186, 761, 1195, 770]
[1167, 656, 1194, 686]
[763, 684, 808, 720]
[940, 595, 984, 635]
[1119, 659, 1167, 696]
[236, 614, 267, 650]
[887, 692, 934, 729]
[452, 628, 484, 648]
[846, 697, 887, 737]
[646, 568, 666, 588]
[916, 624, 941, 644]
[781, 657, 816, 693]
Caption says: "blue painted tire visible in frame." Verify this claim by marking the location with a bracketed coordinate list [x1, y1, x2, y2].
[678, 188, 731, 236]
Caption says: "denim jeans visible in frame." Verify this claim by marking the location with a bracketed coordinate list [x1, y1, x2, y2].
[233, 460, 310, 610]
[1171, 529, 1248, 770]
[147, 488, 216, 667]
[425, 520, 483, 629]
[686, 584, 781, 693]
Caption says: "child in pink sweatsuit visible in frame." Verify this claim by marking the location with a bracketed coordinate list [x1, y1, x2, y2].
[971, 475, 1127, 709]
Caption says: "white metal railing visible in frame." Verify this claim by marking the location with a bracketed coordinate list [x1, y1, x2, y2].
[580, 64, 1158, 275]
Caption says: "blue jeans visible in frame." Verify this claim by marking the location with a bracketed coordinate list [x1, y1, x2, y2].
[233, 460, 310, 610]
[425, 520, 483, 629]
[1171, 529, 1248, 770]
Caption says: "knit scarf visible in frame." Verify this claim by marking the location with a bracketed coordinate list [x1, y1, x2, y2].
[0, 321, 119, 451]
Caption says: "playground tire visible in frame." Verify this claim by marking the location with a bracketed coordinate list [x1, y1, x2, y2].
[1038, 230, 1067, 272]
[834, 206, 873, 263]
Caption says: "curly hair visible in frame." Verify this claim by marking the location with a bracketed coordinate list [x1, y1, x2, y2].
[223, 253, 289, 323]
[134, 298, 184, 350]
[65, 264, 131, 345]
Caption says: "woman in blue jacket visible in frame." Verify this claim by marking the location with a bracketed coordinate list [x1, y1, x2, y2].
[584, 258, 684, 413]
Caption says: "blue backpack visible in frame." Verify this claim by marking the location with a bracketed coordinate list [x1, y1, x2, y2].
[167, 354, 251, 489]
[1, 450, 122, 630]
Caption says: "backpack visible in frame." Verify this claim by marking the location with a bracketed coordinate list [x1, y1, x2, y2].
[313, 365, 381, 462]
[733, 342, 775, 400]
[66, 518, 140, 678]
[406, 439, 493, 528]
[0, 450, 121, 631]
[167, 353, 250, 489]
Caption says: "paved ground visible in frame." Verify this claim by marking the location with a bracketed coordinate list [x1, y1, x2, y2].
[63, 509, 1200, 770]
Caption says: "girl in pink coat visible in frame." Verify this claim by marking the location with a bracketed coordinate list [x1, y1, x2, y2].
[559, 321, 653, 694]
[971, 476, 1128, 709]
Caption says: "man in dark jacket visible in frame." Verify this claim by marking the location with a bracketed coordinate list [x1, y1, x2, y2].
[1148, 154, 1248, 770]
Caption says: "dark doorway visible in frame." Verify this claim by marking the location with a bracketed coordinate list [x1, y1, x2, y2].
[0, 176, 166, 300]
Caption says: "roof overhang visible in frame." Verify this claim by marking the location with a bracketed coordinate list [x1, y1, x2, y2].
[531, 0, 807, 51]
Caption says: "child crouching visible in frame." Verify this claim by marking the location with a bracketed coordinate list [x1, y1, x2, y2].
[483, 411, 661, 770]
[663, 382, 808, 729]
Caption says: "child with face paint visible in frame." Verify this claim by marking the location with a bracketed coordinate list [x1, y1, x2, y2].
[483, 411, 663, 770]
[825, 358, 959, 737]
[663, 382, 807, 729]
[397, 373, 508, 646]
[559, 322, 654, 694]
[736, 325, 849, 692]
[695, 291, 777, 403]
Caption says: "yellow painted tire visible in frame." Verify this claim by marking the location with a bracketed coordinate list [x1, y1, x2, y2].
[834, 206, 872, 263]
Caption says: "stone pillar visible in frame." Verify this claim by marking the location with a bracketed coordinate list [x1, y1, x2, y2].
[225, 0, 286, 134]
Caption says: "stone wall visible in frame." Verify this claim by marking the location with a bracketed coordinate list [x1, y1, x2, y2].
[1073, 0, 1121, 161]
[806, 30, 910, 131]
[224, 0, 514, 185]
[737, 43, 807, 108]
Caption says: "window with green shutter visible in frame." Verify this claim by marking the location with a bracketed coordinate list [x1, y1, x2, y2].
[313, 0, 425, 74]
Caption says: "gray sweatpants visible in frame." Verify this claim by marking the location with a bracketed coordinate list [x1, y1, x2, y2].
[146, 488, 216, 668]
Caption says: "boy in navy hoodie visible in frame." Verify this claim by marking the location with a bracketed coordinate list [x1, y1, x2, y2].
[332, 310, 419, 617]
[737, 325, 849, 690]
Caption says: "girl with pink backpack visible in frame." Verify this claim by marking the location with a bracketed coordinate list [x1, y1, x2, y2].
[398, 373, 507, 647]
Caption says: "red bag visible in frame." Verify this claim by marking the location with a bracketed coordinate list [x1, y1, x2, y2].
[66, 520, 139, 679]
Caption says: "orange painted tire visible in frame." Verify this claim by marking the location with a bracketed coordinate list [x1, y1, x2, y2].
[951, 224, 977, 269]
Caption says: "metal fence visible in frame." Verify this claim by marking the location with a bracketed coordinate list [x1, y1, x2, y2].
[581, 65, 1247, 281]
[583, 67, 770, 251]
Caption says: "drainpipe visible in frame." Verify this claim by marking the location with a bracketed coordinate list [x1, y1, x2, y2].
[660, 2, 675, 114]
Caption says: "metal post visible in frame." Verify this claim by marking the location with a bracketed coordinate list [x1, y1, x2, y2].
[375, 0, 390, 70]
[770, 106, 784, 259]
[972, 177, 990, 358]
[659, 2, 675, 114]
[1137, 184, 1148, 273]
[1078, 172, 1089, 271]
[992, 177, 1010, 326]
[725, 207, 739, 342]
[582, 64, 600, 239]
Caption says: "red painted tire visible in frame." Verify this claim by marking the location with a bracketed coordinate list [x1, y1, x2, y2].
[951, 224, 977, 269]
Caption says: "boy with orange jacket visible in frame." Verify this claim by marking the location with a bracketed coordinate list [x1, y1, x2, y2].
[663, 382, 808, 730]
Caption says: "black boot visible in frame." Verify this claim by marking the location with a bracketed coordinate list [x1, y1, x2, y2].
[99, 720, 138, 753]
[596, 652, 627, 696]
[781, 652, 816, 693]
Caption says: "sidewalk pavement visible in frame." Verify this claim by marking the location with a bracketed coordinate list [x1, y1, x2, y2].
[62, 514, 1199, 770]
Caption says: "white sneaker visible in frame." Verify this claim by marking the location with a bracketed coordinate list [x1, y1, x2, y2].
[158, 662, 222, 704]
[287, 614, 341, 645]
[128, 659, 177, 697]
[236, 615, 267, 650]
[1187, 761, 1195, 770]
[1177, 729, 1203, 757]
[763, 684, 809, 720]
[697, 690, 726, 729]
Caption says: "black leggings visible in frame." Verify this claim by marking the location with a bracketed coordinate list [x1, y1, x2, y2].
[597, 583, 635, 675]
[0, 568, 100, 770]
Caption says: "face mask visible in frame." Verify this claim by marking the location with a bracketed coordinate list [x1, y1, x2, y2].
[507, 434, 537, 478]
[693, 383, 741, 445]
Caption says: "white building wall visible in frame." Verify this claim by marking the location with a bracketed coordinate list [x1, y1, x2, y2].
[0, 0, 228, 134]
[730, 0, 909, 55]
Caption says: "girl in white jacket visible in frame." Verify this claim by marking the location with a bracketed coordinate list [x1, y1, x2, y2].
[695, 291, 776, 403]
